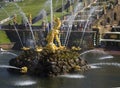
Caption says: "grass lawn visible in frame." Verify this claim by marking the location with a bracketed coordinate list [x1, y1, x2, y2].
[0, 30, 11, 44]
[0, 0, 69, 43]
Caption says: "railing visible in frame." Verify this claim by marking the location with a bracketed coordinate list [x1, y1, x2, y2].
[100, 39, 120, 42]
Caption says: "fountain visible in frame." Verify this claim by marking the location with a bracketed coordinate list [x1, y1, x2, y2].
[0, 0, 89, 77]
[0, 3, 35, 50]
[1, 7, 24, 47]
[8, 15, 89, 77]
[13, 3, 36, 48]
[63, 1, 84, 46]
[0, 51, 17, 57]
[0, 64, 20, 69]
[3, 0, 105, 77]
[0, 0, 117, 76]
[0, 0, 120, 88]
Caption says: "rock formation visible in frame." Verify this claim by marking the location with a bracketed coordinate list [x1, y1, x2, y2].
[8, 48, 89, 77]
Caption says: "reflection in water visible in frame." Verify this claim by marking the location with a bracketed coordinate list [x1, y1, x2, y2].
[14, 80, 36, 86]
[90, 65, 101, 69]
[98, 55, 114, 60]
[58, 74, 85, 79]
[90, 62, 120, 68]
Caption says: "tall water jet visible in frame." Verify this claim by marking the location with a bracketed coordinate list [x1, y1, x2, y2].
[55, 0, 59, 8]
[63, 0, 97, 47]
[50, 0, 53, 30]
[0, 5, 23, 46]
[32, 9, 47, 24]
[0, 6, 24, 47]
[64, 2, 84, 46]
[79, 6, 98, 46]
[43, 0, 53, 27]
[13, 3, 36, 48]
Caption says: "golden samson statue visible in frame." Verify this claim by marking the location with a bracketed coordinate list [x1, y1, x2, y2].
[22, 16, 64, 52]
[46, 16, 64, 52]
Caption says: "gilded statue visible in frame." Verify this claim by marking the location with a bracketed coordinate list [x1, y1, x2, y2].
[22, 16, 64, 52]
[46, 16, 64, 52]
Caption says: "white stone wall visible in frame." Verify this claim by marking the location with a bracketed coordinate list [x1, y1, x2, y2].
[118, 0, 120, 5]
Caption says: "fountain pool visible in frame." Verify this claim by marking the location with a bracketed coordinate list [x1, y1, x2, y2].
[0, 50, 120, 88]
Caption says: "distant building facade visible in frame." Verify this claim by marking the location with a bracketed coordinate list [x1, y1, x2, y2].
[5, 0, 24, 2]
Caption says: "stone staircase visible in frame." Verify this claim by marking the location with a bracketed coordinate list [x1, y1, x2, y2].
[93, 2, 120, 49]
[92, 3, 120, 36]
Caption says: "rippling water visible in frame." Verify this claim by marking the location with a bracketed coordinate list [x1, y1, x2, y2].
[0, 50, 120, 88]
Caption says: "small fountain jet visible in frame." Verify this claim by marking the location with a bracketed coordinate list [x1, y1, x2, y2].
[0, 15, 14, 25]
[0, 47, 7, 52]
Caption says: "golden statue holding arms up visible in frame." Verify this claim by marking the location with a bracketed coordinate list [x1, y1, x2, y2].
[46, 16, 64, 52]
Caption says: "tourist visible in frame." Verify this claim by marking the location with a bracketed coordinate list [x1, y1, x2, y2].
[8, 22, 11, 29]
[77, 22, 81, 31]
[60, 23, 65, 32]
[41, 20, 46, 32]
[45, 22, 49, 35]
[47, 21, 51, 32]
[72, 23, 76, 31]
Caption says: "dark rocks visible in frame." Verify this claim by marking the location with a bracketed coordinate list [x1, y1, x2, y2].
[8, 48, 90, 77]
